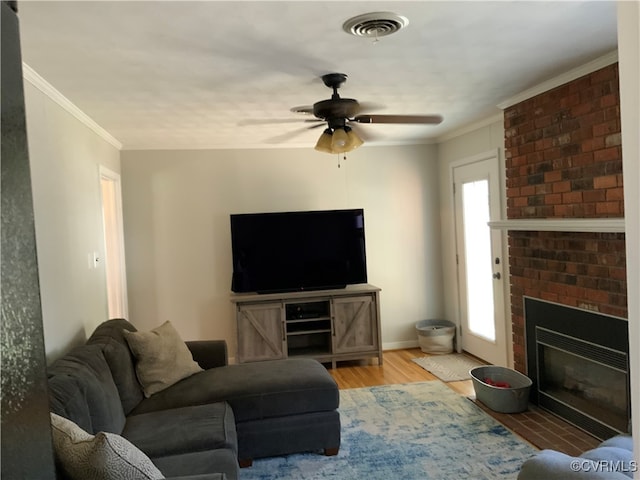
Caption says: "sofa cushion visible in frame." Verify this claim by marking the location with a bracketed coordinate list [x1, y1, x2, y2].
[48, 344, 126, 434]
[130, 358, 339, 422]
[152, 450, 238, 480]
[599, 434, 633, 451]
[50, 413, 164, 480]
[517, 434, 637, 480]
[87, 318, 144, 414]
[124, 321, 203, 398]
[122, 402, 237, 459]
[48, 374, 93, 434]
[517, 448, 632, 480]
[580, 446, 635, 479]
[236, 409, 340, 461]
[581, 446, 634, 463]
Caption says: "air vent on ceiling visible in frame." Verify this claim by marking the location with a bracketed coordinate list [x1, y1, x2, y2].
[342, 12, 409, 38]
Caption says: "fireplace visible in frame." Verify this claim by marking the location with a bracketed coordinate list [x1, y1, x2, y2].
[525, 297, 630, 440]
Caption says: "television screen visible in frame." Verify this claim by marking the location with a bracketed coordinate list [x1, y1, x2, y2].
[230, 209, 367, 293]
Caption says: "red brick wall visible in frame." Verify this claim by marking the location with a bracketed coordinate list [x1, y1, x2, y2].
[509, 231, 627, 373]
[503, 64, 627, 374]
[505, 63, 623, 218]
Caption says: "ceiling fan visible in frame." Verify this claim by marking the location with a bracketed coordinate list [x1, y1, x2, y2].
[244, 73, 443, 154]
[302, 73, 443, 154]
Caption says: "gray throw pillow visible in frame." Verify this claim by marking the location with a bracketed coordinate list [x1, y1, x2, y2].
[50, 413, 164, 480]
[123, 320, 203, 397]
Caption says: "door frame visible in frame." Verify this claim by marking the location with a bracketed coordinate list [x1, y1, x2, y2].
[99, 165, 129, 319]
[448, 149, 512, 367]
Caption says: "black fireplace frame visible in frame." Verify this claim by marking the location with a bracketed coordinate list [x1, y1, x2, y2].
[524, 296, 630, 439]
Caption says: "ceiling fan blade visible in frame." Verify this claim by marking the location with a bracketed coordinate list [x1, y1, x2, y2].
[353, 114, 443, 125]
[290, 105, 315, 115]
[264, 126, 316, 144]
[356, 102, 386, 114]
[348, 123, 375, 142]
[263, 122, 327, 144]
[238, 118, 322, 126]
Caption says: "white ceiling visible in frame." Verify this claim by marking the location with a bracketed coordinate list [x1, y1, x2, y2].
[17, 1, 618, 150]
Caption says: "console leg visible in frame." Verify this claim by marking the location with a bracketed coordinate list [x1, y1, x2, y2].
[238, 458, 253, 468]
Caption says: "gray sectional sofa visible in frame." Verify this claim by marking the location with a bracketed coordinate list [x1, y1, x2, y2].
[47, 319, 341, 479]
[518, 434, 635, 479]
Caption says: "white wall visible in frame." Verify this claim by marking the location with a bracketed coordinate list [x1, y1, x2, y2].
[24, 80, 121, 362]
[121, 144, 443, 356]
[617, 0, 639, 473]
[436, 119, 508, 361]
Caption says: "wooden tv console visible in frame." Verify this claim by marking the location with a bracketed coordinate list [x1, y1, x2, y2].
[231, 284, 382, 368]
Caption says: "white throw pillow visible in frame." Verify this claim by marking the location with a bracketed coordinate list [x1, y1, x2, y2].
[50, 413, 164, 480]
[123, 320, 203, 397]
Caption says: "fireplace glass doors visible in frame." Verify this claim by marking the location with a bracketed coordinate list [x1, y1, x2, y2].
[537, 329, 629, 436]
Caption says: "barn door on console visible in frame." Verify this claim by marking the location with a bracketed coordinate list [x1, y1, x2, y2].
[236, 302, 285, 362]
[332, 295, 377, 353]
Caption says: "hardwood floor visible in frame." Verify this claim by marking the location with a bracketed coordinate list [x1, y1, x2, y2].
[329, 348, 601, 457]
[329, 347, 475, 397]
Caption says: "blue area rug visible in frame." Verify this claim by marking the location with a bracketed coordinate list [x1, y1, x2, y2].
[240, 381, 537, 479]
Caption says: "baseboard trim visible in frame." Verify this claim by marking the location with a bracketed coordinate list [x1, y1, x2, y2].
[382, 340, 419, 351]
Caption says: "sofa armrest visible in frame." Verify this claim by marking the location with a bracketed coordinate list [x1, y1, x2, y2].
[186, 340, 228, 369]
[517, 449, 631, 480]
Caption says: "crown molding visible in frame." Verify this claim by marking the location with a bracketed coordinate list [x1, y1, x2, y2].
[22, 63, 122, 150]
[435, 113, 504, 143]
[497, 50, 619, 110]
[122, 139, 438, 151]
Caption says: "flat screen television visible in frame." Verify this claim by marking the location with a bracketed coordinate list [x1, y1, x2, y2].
[230, 208, 367, 293]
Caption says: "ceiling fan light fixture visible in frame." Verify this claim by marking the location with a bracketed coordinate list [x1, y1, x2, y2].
[315, 128, 334, 153]
[330, 128, 350, 153]
[315, 127, 364, 155]
[344, 128, 364, 152]
[287, 72, 442, 154]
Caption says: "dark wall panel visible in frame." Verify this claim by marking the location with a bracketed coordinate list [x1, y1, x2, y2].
[1, 2, 56, 478]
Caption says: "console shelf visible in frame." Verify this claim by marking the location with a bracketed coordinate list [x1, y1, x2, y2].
[287, 329, 331, 336]
[232, 284, 382, 368]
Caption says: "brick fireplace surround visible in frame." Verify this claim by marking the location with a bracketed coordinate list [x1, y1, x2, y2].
[504, 63, 627, 374]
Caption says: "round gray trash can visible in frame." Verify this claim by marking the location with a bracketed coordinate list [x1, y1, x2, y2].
[415, 319, 455, 354]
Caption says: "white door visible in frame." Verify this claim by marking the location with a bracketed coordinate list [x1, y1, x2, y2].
[100, 166, 129, 319]
[453, 156, 507, 366]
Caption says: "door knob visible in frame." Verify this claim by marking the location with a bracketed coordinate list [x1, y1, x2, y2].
[493, 272, 501, 280]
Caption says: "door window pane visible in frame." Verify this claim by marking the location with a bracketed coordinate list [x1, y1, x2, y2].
[462, 179, 495, 341]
